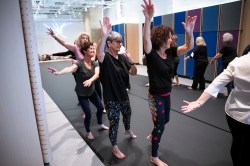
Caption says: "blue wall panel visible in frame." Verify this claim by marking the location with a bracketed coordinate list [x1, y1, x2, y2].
[119, 24, 125, 44]
[202, 32, 218, 57]
[203, 5, 219, 32]
[153, 16, 162, 26]
[175, 34, 185, 75]
[174, 12, 186, 34]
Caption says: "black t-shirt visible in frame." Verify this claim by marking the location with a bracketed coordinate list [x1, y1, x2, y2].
[192, 45, 208, 62]
[146, 47, 177, 95]
[219, 45, 237, 68]
[74, 60, 98, 96]
[99, 52, 131, 103]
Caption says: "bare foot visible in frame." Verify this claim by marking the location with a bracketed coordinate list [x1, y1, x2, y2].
[86, 132, 94, 140]
[150, 156, 168, 166]
[172, 83, 179, 86]
[112, 146, 126, 159]
[99, 124, 109, 130]
[146, 134, 152, 140]
[124, 130, 137, 139]
[82, 113, 85, 119]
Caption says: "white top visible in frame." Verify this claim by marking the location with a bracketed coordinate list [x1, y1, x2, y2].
[205, 53, 250, 125]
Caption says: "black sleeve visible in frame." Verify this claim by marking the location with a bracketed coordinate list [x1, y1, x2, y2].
[242, 44, 250, 56]
[52, 50, 75, 57]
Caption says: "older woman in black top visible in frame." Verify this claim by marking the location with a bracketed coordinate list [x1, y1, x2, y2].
[185, 37, 208, 90]
[96, 17, 137, 159]
[211, 32, 237, 96]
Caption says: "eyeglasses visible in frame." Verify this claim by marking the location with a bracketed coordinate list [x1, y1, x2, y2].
[113, 40, 122, 44]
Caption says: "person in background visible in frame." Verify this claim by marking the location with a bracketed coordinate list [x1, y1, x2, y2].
[142, 0, 196, 165]
[181, 50, 250, 166]
[48, 41, 109, 140]
[46, 50, 76, 60]
[185, 36, 208, 90]
[96, 16, 137, 159]
[47, 28, 90, 60]
[210, 32, 237, 96]
[170, 35, 180, 86]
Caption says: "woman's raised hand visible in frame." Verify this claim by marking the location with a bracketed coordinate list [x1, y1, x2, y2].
[141, 0, 154, 20]
[182, 16, 197, 34]
[46, 28, 55, 38]
[99, 16, 112, 37]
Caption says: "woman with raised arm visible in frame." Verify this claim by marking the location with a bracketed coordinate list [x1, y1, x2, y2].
[96, 16, 137, 159]
[181, 51, 250, 166]
[48, 42, 108, 140]
[142, 0, 197, 165]
[47, 28, 90, 60]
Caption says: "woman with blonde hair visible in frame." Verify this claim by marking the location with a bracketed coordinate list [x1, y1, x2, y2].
[47, 29, 90, 60]
[185, 36, 208, 90]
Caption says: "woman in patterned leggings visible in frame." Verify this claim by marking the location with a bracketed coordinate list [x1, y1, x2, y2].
[96, 17, 138, 159]
[142, 0, 197, 165]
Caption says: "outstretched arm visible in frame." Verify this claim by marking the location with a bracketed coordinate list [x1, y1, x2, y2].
[210, 53, 222, 64]
[177, 16, 197, 56]
[181, 92, 212, 113]
[181, 60, 235, 113]
[48, 64, 78, 75]
[47, 28, 76, 52]
[142, 0, 154, 54]
[83, 66, 100, 87]
[96, 17, 112, 63]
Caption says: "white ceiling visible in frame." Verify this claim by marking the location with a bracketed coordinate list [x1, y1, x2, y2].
[32, 0, 120, 20]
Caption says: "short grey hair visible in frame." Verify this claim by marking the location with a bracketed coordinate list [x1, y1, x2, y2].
[223, 33, 233, 43]
[106, 31, 122, 45]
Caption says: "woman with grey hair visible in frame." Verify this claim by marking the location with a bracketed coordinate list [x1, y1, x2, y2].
[210, 32, 237, 96]
[96, 16, 137, 159]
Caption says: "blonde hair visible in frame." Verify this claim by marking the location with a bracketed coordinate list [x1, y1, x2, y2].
[196, 37, 206, 46]
[75, 32, 90, 47]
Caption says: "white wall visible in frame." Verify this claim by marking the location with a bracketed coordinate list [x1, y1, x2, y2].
[0, 0, 43, 165]
[35, 21, 84, 55]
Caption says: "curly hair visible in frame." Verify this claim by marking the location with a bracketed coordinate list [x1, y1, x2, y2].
[151, 25, 173, 50]
[80, 41, 94, 55]
[75, 32, 90, 47]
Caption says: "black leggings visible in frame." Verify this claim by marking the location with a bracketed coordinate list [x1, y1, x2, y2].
[148, 92, 171, 157]
[77, 91, 104, 132]
[226, 115, 250, 166]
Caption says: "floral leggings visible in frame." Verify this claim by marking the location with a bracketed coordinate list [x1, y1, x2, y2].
[148, 92, 171, 157]
[105, 100, 132, 146]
